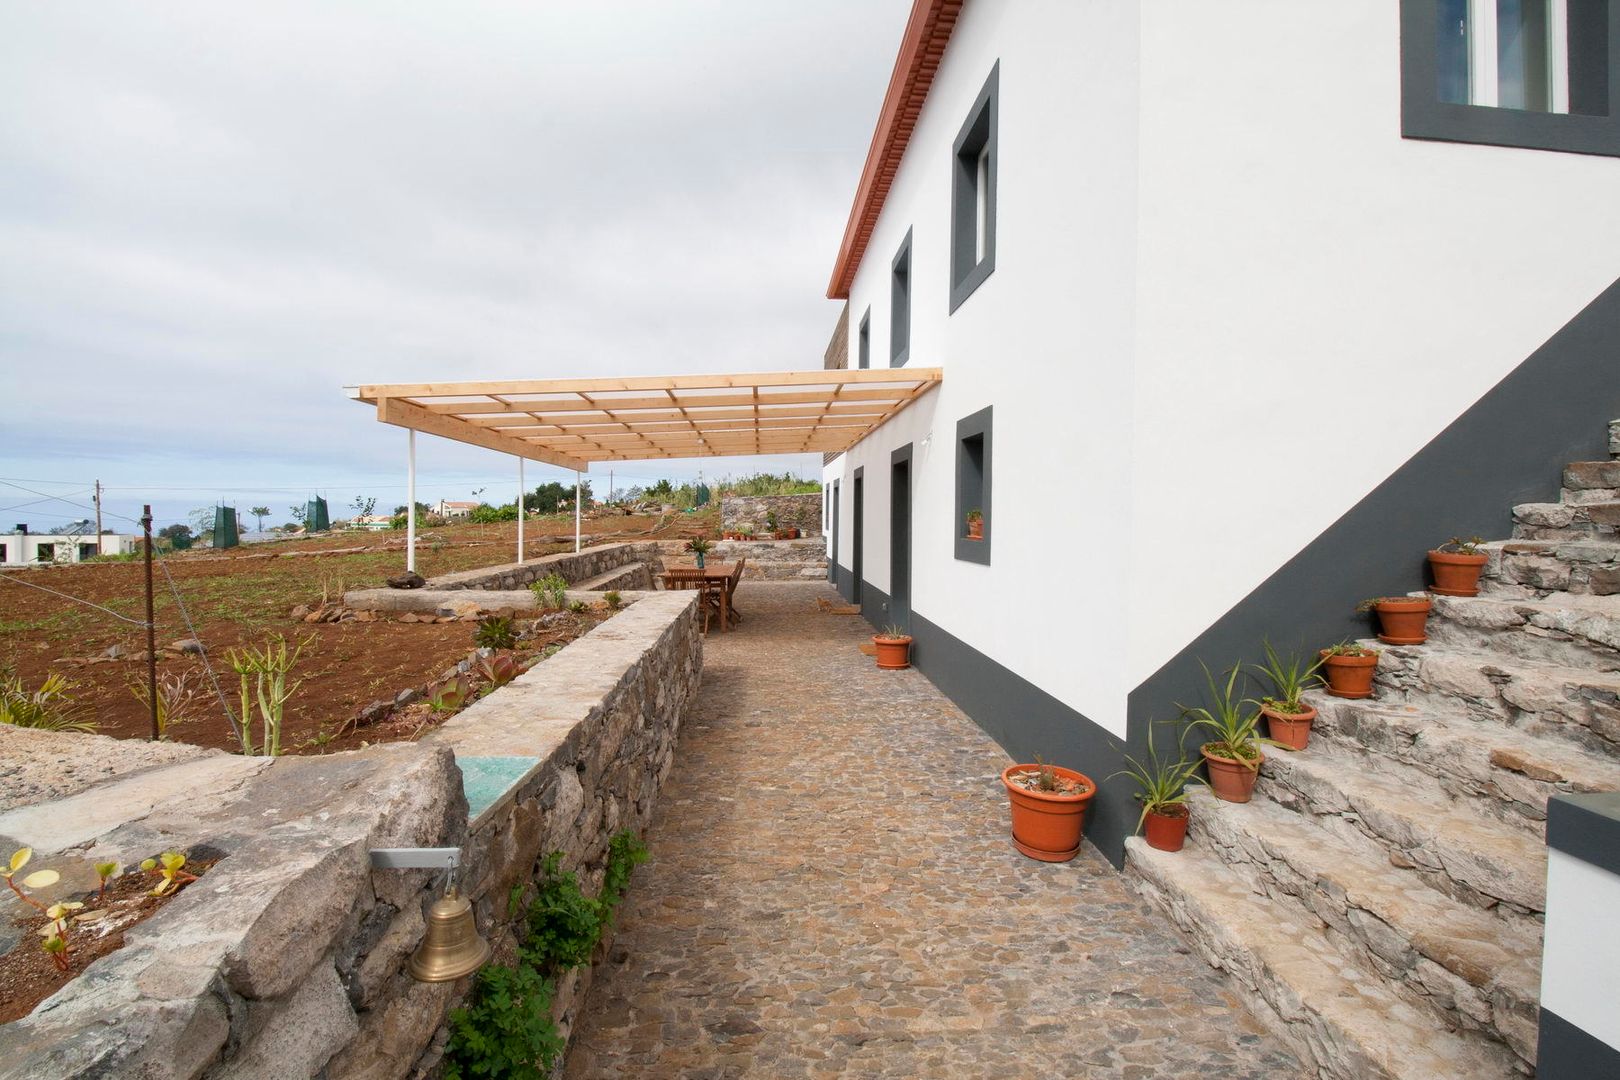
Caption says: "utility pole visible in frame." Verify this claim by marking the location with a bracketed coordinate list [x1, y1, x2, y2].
[142, 505, 158, 740]
[609, 470, 613, 506]
[93, 480, 103, 555]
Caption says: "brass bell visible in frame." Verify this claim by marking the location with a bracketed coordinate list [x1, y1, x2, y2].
[409, 887, 491, 982]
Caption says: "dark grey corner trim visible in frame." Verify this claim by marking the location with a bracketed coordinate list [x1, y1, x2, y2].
[949, 61, 999, 314]
[1400, 0, 1620, 157]
[890, 227, 913, 368]
[857, 308, 871, 370]
[1547, 791, 1620, 877]
[954, 405, 992, 565]
[1538, 1007, 1620, 1079]
[890, 442, 913, 466]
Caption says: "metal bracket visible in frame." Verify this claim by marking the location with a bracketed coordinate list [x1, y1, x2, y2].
[369, 848, 461, 871]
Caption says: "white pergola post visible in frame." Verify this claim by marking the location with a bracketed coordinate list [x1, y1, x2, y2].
[574, 472, 582, 553]
[406, 429, 417, 573]
[516, 456, 525, 565]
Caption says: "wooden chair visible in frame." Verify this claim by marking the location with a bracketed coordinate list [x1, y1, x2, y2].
[724, 557, 746, 627]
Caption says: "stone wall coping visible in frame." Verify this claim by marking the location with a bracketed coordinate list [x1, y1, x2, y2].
[426, 541, 653, 589]
[343, 587, 658, 614]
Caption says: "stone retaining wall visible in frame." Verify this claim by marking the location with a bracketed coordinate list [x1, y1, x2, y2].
[719, 493, 822, 535]
[0, 591, 702, 1079]
[653, 538, 828, 581]
[429, 541, 656, 591]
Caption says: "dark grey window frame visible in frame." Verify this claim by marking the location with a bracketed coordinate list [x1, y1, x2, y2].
[857, 307, 871, 370]
[1400, 0, 1620, 157]
[954, 406, 992, 565]
[950, 62, 999, 313]
[890, 228, 912, 368]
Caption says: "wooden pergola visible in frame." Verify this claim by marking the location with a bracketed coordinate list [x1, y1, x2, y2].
[345, 368, 941, 569]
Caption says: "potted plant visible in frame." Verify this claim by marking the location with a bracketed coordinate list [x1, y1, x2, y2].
[1359, 595, 1433, 645]
[765, 510, 786, 540]
[1320, 641, 1380, 698]
[1180, 662, 1269, 803]
[1001, 758, 1096, 862]
[1250, 640, 1325, 751]
[965, 509, 984, 540]
[686, 537, 713, 569]
[1109, 723, 1201, 852]
[738, 524, 755, 541]
[872, 623, 912, 670]
[1429, 536, 1489, 597]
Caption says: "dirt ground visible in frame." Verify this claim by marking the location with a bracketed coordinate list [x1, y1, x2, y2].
[0, 508, 716, 753]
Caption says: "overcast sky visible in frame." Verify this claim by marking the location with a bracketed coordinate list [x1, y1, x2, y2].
[0, 0, 909, 530]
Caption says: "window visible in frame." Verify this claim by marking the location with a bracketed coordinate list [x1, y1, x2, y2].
[858, 307, 871, 370]
[1403, 0, 1620, 156]
[950, 63, 999, 312]
[954, 406, 992, 565]
[34, 543, 54, 563]
[890, 229, 912, 367]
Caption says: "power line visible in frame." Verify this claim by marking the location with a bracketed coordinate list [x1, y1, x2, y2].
[0, 573, 153, 628]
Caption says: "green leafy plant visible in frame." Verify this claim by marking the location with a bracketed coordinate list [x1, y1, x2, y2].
[474, 654, 523, 690]
[529, 573, 568, 610]
[1, 672, 94, 733]
[140, 851, 197, 897]
[1108, 723, 1202, 833]
[474, 615, 519, 651]
[765, 510, 779, 531]
[225, 635, 310, 756]
[127, 670, 201, 740]
[567, 599, 588, 614]
[4, 848, 59, 911]
[1322, 641, 1380, 658]
[1250, 640, 1325, 715]
[38, 898, 84, 972]
[5, 849, 77, 971]
[686, 537, 713, 557]
[1438, 535, 1486, 555]
[1179, 661, 1268, 767]
[429, 676, 472, 713]
[603, 591, 622, 610]
[94, 861, 119, 902]
[737, 524, 755, 539]
[965, 508, 983, 524]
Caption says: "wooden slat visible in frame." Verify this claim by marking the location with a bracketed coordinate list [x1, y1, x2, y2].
[463, 401, 900, 429]
[355, 367, 941, 402]
[377, 398, 591, 472]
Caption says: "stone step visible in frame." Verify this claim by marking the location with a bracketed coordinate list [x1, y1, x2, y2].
[1304, 689, 1620, 826]
[1510, 500, 1620, 539]
[1372, 643, 1620, 758]
[1184, 789, 1540, 1069]
[574, 563, 653, 592]
[1258, 743, 1547, 915]
[1426, 592, 1620, 669]
[1479, 539, 1620, 597]
[1562, 460, 1620, 493]
[1125, 837, 1526, 1080]
[1611, 418, 1620, 459]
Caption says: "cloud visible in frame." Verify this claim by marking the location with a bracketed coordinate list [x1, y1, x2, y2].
[0, 0, 907, 525]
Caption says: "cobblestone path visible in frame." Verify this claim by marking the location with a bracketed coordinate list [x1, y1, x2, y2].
[565, 583, 1301, 1078]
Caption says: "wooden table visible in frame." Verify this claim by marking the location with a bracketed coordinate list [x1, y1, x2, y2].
[662, 563, 736, 632]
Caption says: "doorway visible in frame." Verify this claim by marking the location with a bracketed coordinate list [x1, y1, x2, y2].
[829, 481, 840, 586]
[851, 468, 864, 605]
[890, 446, 912, 630]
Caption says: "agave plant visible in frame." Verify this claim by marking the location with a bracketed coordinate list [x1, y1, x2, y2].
[1179, 661, 1268, 767]
[474, 615, 518, 651]
[1249, 639, 1324, 715]
[1109, 722, 1202, 833]
[0, 672, 95, 733]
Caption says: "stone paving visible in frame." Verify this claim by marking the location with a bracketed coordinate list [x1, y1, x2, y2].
[564, 582, 1302, 1078]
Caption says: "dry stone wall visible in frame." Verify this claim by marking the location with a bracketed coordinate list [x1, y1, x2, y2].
[429, 541, 657, 592]
[0, 590, 702, 1080]
[719, 493, 823, 536]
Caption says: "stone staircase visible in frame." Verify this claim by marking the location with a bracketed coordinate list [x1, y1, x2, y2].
[1125, 419, 1620, 1079]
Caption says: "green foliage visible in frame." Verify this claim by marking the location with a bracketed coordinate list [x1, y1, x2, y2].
[965, 508, 983, 523]
[1178, 661, 1268, 766]
[530, 573, 568, 610]
[468, 503, 520, 524]
[713, 472, 821, 498]
[876, 624, 908, 640]
[429, 676, 472, 713]
[474, 615, 519, 651]
[523, 481, 591, 514]
[2, 672, 95, 733]
[127, 670, 200, 739]
[225, 635, 309, 756]
[1322, 640, 1380, 658]
[603, 591, 622, 610]
[1249, 640, 1324, 715]
[567, 599, 588, 614]
[139, 851, 195, 897]
[445, 832, 647, 1079]
[686, 537, 713, 556]
[1108, 722, 1202, 832]
[443, 962, 562, 1080]
[1439, 535, 1486, 555]
[474, 653, 523, 690]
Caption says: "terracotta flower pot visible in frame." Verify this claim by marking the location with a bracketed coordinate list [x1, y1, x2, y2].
[1374, 596, 1432, 645]
[1261, 704, 1317, 751]
[873, 635, 912, 670]
[1429, 550, 1489, 597]
[1143, 805, 1189, 852]
[1321, 649, 1378, 698]
[1001, 764, 1096, 862]
[1201, 746, 1263, 803]
[966, 519, 984, 540]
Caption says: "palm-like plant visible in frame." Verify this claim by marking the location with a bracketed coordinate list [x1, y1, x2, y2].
[1250, 639, 1324, 715]
[0, 672, 95, 733]
[1179, 661, 1268, 768]
[1109, 722, 1202, 833]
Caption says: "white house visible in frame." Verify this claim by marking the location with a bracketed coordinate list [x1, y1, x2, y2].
[433, 500, 479, 519]
[820, 2, 1620, 1074]
[1, 527, 138, 566]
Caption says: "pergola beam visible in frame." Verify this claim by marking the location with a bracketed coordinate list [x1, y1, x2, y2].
[376, 397, 591, 472]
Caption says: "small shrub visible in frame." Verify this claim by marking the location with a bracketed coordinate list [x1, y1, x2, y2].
[443, 962, 562, 1080]
[474, 615, 518, 651]
[529, 573, 568, 610]
[139, 852, 196, 897]
[567, 599, 588, 615]
[474, 654, 523, 689]
[1, 672, 94, 733]
[603, 591, 622, 610]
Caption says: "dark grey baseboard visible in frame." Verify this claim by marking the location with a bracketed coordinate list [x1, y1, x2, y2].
[1538, 1007, 1620, 1078]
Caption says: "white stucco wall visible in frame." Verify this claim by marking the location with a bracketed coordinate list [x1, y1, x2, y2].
[827, 0, 1143, 737]
[1127, 1, 1620, 681]
[1541, 849, 1620, 1050]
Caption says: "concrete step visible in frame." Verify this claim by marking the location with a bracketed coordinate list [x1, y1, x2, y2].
[1479, 539, 1620, 597]
[1425, 592, 1620, 669]
[573, 563, 652, 592]
[1304, 689, 1620, 826]
[1185, 789, 1540, 1069]
[1126, 837, 1526, 1080]
[1372, 643, 1620, 758]
[1258, 743, 1547, 915]
[1510, 500, 1620, 539]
